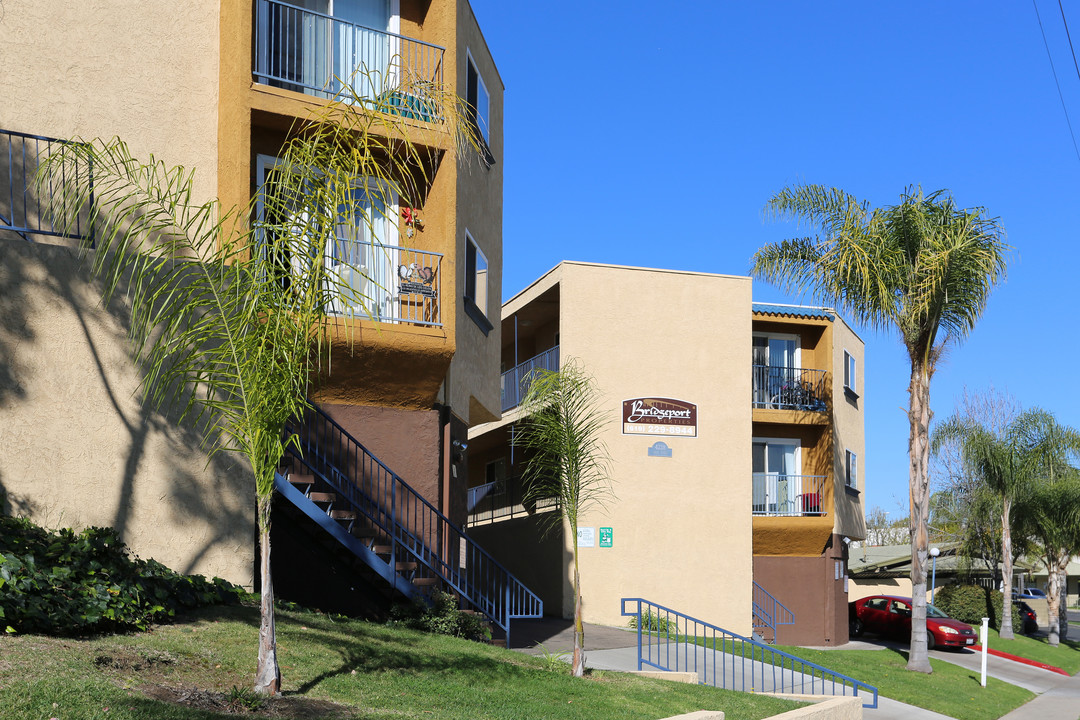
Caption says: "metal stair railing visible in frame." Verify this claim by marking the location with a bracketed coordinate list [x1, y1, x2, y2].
[621, 598, 877, 709]
[752, 581, 795, 643]
[283, 405, 543, 642]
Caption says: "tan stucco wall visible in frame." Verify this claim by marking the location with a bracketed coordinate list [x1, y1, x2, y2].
[552, 263, 754, 633]
[0, 237, 255, 586]
[1, 0, 221, 207]
[850, 576, 913, 600]
[831, 318, 865, 541]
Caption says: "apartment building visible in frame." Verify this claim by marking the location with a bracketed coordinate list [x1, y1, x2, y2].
[466, 262, 866, 645]
[0, 0, 523, 624]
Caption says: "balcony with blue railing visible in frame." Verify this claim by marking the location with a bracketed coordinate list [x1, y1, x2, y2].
[751, 365, 827, 413]
[752, 473, 826, 517]
[2, 129, 93, 245]
[500, 345, 559, 413]
[323, 241, 443, 327]
[254, 0, 445, 117]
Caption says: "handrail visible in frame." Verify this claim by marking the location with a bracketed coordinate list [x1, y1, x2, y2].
[752, 581, 795, 643]
[254, 0, 445, 108]
[751, 473, 827, 517]
[501, 345, 560, 412]
[2, 128, 93, 244]
[466, 474, 559, 526]
[284, 405, 542, 639]
[751, 365, 827, 412]
[620, 598, 877, 709]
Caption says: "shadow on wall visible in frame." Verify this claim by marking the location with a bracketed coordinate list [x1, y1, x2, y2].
[0, 232, 253, 580]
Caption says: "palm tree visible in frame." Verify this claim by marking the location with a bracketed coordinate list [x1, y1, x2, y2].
[932, 408, 1050, 640]
[40, 76, 480, 693]
[752, 184, 1009, 673]
[514, 359, 614, 677]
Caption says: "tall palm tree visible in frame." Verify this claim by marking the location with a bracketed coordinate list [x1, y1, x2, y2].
[40, 76, 480, 693]
[752, 184, 1009, 672]
[515, 359, 614, 677]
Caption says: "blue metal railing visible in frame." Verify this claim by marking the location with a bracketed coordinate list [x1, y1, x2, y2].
[620, 598, 877, 708]
[501, 345, 560, 412]
[751, 366, 827, 412]
[1, 129, 93, 244]
[752, 582, 795, 644]
[466, 475, 559, 526]
[254, 0, 445, 112]
[283, 405, 542, 641]
[752, 473, 827, 517]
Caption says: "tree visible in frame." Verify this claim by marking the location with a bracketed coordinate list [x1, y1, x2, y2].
[933, 407, 1045, 639]
[40, 75, 480, 693]
[514, 359, 614, 677]
[752, 185, 1009, 673]
[1011, 410, 1080, 645]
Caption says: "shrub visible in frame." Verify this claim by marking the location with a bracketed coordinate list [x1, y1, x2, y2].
[934, 584, 1021, 631]
[628, 609, 679, 635]
[388, 590, 491, 642]
[0, 515, 243, 635]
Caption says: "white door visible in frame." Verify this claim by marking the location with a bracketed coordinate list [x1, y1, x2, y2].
[330, 178, 398, 320]
[752, 439, 800, 514]
[332, 0, 399, 100]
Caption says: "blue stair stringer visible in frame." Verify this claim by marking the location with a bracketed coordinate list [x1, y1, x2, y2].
[621, 598, 878, 709]
[276, 405, 543, 644]
[752, 581, 795, 644]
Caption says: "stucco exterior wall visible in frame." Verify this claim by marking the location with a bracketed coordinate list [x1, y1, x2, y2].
[556, 263, 754, 633]
[831, 318, 866, 541]
[1, 0, 221, 207]
[0, 237, 255, 586]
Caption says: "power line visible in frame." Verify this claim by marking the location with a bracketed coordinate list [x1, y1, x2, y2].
[1058, 0, 1080, 83]
[1033, 0, 1080, 163]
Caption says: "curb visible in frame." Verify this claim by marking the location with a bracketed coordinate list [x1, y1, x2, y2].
[970, 645, 1070, 676]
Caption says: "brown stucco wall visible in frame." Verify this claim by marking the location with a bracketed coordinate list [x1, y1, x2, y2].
[316, 403, 442, 507]
[467, 514, 566, 612]
[0, 237, 255, 586]
[754, 535, 849, 646]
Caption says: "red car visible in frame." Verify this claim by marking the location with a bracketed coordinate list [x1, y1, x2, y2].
[849, 595, 977, 650]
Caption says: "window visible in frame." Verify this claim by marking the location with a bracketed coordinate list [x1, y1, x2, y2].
[752, 437, 801, 514]
[843, 349, 857, 396]
[845, 449, 858, 489]
[464, 232, 492, 334]
[465, 50, 490, 143]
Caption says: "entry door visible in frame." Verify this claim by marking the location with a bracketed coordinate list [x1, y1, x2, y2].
[752, 334, 800, 406]
[752, 439, 800, 514]
[332, 0, 398, 99]
[330, 179, 398, 320]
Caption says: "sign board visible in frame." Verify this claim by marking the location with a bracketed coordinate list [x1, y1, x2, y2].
[577, 526, 595, 548]
[648, 441, 672, 457]
[599, 527, 613, 548]
[622, 397, 697, 437]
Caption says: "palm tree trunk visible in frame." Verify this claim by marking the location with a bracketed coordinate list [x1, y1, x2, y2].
[999, 497, 1014, 639]
[1056, 559, 1070, 641]
[907, 362, 933, 674]
[571, 546, 585, 678]
[1046, 554, 1065, 647]
[255, 495, 281, 694]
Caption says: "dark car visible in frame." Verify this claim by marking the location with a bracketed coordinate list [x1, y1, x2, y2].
[849, 595, 977, 650]
[1016, 601, 1039, 634]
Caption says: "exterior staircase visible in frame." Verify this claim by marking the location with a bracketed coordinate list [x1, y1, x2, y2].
[275, 405, 542, 644]
[751, 581, 794, 644]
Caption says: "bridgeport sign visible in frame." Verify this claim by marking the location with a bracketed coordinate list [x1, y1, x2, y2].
[621, 397, 697, 437]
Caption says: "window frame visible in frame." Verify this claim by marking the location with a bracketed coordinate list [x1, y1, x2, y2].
[463, 230, 493, 334]
[843, 349, 858, 397]
[845, 449, 858, 489]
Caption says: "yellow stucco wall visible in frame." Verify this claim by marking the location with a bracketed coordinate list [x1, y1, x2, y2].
[551, 263, 755, 633]
[0, 238, 255, 586]
[831, 317, 866, 541]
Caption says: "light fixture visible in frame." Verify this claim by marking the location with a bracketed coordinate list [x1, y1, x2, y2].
[452, 440, 468, 451]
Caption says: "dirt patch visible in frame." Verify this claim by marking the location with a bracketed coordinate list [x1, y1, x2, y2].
[141, 684, 361, 718]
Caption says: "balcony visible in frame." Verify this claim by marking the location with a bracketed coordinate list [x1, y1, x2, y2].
[751, 366, 827, 412]
[500, 346, 560, 413]
[254, 0, 445, 112]
[324, 242, 443, 326]
[1, 129, 93, 244]
[752, 473, 826, 517]
[467, 476, 559, 527]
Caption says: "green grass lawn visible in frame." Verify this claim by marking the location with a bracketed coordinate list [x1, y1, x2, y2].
[772, 644, 1033, 720]
[982, 628, 1080, 674]
[0, 605, 804, 720]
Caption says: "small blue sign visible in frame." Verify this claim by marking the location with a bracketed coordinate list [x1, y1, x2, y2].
[648, 441, 672, 458]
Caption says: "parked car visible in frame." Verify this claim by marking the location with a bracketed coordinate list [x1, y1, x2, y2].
[849, 595, 977, 650]
[1019, 587, 1046, 599]
[1016, 601, 1039, 634]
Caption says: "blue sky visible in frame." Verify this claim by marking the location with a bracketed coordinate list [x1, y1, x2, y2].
[470, 1, 1080, 515]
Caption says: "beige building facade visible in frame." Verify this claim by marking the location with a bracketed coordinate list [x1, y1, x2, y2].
[1, 0, 504, 599]
[467, 262, 866, 644]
